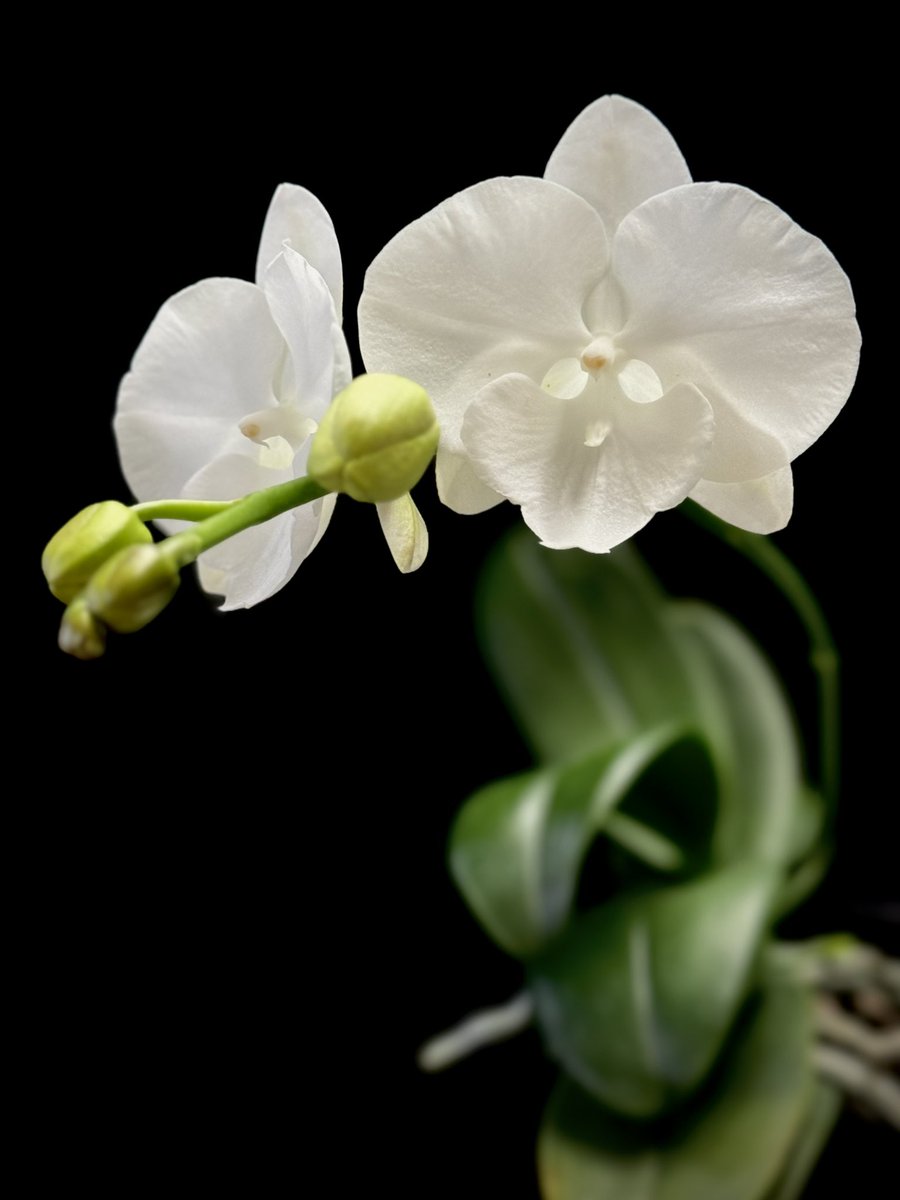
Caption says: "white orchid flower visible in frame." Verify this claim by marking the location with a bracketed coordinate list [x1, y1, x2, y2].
[115, 185, 428, 610]
[359, 96, 860, 550]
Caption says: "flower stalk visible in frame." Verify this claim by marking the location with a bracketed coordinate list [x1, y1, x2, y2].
[682, 499, 840, 820]
[46, 475, 331, 658]
[131, 498, 239, 522]
[159, 475, 329, 567]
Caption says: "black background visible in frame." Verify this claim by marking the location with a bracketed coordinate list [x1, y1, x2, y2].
[25, 23, 892, 1195]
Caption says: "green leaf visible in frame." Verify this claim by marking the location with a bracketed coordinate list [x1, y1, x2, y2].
[477, 533, 696, 764]
[771, 785, 831, 917]
[666, 602, 802, 867]
[530, 863, 778, 1116]
[772, 849, 831, 921]
[448, 766, 555, 958]
[477, 533, 806, 874]
[763, 1082, 841, 1200]
[785, 785, 827, 866]
[449, 727, 698, 958]
[608, 733, 719, 884]
[538, 983, 813, 1200]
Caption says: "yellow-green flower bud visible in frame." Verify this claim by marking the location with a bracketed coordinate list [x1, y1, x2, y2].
[84, 544, 180, 633]
[308, 373, 439, 502]
[58, 598, 107, 660]
[43, 501, 153, 604]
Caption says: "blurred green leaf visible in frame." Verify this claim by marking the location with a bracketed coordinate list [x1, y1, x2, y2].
[771, 785, 830, 917]
[608, 734, 718, 885]
[477, 531, 808, 878]
[530, 863, 778, 1116]
[785, 785, 827, 866]
[763, 1081, 841, 1200]
[772, 849, 831, 921]
[477, 533, 695, 764]
[538, 982, 813, 1200]
[449, 726, 704, 958]
[449, 766, 555, 959]
[667, 603, 801, 868]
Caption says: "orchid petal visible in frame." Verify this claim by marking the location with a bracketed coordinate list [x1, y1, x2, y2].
[115, 278, 283, 503]
[376, 494, 429, 573]
[256, 183, 344, 315]
[662, 364, 792, 483]
[359, 177, 608, 454]
[542, 357, 589, 400]
[614, 183, 860, 479]
[262, 247, 349, 421]
[113, 187, 354, 612]
[185, 453, 293, 608]
[298, 491, 338, 562]
[690, 468, 794, 533]
[436, 450, 504, 515]
[183, 453, 333, 609]
[545, 94, 691, 234]
[462, 375, 714, 553]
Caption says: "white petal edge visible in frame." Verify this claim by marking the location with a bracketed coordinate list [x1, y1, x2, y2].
[255, 183, 344, 316]
[183, 452, 334, 609]
[461, 374, 714, 553]
[185, 453, 293, 608]
[545, 94, 692, 235]
[262, 247, 347, 422]
[690, 468, 793, 534]
[115, 278, 283, 503]
[614, 182, 860, 479]
[359, 176, 608, 456]
[376, 494, 429, 573]
[435, 448, 504, 515]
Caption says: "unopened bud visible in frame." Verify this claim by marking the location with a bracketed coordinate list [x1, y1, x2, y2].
[308, 373, 439, 502]
[43, 501, 153, 603]
[84, 544, 180, 633]
[58, 598, 107, 660]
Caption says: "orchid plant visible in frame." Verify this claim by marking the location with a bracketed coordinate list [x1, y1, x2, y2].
[42, 95, 896, 1197]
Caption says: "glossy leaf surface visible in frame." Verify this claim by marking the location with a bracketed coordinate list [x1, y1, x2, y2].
[538, 983, 813, 1199]
[530, 863, 778, 1115]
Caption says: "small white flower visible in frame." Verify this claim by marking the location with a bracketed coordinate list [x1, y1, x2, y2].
[115, 185, 427, 609]
[359, 96, 860, 550]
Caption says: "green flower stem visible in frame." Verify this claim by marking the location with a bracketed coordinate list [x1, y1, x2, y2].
[159, 476, 330, 570]
[132, 499, 240, 522]
[681, 500, 840, 817]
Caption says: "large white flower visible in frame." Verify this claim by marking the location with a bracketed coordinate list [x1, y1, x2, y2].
[115, 185, 427, 609]
[359, 96, 860, 550]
